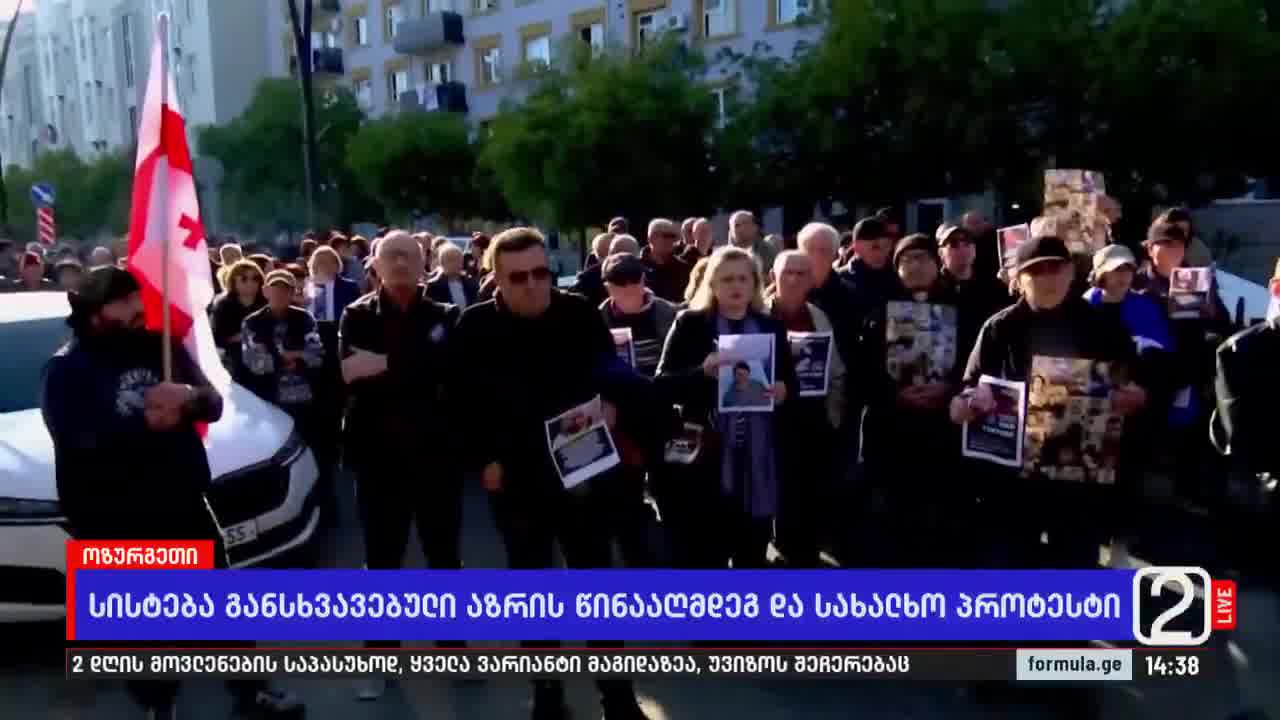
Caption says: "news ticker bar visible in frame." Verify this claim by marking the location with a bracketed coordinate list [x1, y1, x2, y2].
[66, 649, 1208, 682]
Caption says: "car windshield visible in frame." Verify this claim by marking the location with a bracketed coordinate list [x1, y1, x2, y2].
[0, 316, 70, 414]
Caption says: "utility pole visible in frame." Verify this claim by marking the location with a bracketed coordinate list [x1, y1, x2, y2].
[285, 0, 318, 231]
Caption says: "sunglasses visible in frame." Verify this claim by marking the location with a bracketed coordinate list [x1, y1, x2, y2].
[507, 266, 552, 285]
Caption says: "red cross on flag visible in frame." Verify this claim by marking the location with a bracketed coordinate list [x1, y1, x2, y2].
[125, 14, 229, 404]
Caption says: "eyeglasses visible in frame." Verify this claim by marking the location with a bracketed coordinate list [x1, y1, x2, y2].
[507, 266, 552, 285]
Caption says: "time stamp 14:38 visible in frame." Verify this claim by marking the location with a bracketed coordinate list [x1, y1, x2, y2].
[1144, 653, 1201, 677]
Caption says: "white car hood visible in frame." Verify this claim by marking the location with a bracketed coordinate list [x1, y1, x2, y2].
[0, 382, 295, 503]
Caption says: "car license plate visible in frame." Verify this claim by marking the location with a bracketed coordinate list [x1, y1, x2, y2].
[222, 520, 259, 548]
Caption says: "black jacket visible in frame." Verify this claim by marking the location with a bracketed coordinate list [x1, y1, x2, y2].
[338, 286, 460, 470]
[836, 259, 903, 337]
[209, 292, 265, 371]
[853, 284, 962, 470]
[1215, 318, 1280, 475]
[641, 247, 693, 305]
[425, 273, 479, 307]
[452, 290, 646, 501]
[240, 305, 325, 412]
[939, 269, 1013, 367]
[1134, 264, 1234, 393]
[656, 308, 799, 431]
[41, 333, 224, 540]
[568, 264, 607, 307]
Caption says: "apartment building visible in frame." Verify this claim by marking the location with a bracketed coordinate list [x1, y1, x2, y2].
[0, 0, 271, 170]
[266, 0, 823, 125]
[0, 12, 45, 170]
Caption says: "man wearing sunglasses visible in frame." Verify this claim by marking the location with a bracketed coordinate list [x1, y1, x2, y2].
[452, 227, 652, 720]
[641, 218, 692, 304]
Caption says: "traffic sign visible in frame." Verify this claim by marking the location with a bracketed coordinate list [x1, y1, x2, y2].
[31, 182, 55, 208]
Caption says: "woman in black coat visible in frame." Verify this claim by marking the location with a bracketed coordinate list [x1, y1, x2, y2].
[208, 259, 266, 377]
[655, 246, 797, 569]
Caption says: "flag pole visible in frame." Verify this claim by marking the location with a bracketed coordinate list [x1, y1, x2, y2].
[158, 12, 172, 381]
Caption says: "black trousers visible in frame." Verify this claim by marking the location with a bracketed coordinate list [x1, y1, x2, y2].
[650, 466, 771, 570]
[488, 484, 635, 703]
[120, 513, 270, 711]
[594, 465, 659, 568]
[355, 460, 465, 649]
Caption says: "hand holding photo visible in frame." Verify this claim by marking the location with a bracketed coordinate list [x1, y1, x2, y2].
[1168, 267, 1213, 319]
[544, 396, 621, 489]
[788, 331, 833, 397]
[611, 327, 636, 369]
[962, 376, 1026, 468]
[716, 333, 776, 413]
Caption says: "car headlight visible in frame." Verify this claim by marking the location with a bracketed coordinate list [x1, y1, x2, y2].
[0, 497, 65, 523]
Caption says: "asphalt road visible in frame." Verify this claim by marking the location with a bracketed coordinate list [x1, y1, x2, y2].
[1, 471, 1276, 720]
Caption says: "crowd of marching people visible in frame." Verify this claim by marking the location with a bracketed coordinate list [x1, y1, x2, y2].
[28, 202, 1280, 720]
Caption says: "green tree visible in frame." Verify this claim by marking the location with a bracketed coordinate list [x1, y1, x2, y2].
[345, 111, 478, 225]
[198, 78, 374, 231]
[481, 37, 719, 235]
[4, 149, 131, 244]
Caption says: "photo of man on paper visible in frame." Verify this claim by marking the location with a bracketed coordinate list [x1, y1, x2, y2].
[788, 332, 832, 397]
[716, 333, 776, 413]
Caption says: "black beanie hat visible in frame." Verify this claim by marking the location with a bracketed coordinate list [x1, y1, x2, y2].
[68, 265, 140, 326]
[893, 233, 939, 268]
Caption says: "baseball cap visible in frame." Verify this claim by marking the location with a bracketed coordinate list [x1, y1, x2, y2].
[1092, 244, 1137, 277]
[1014, 235, 1072, 273]
[893, 233, 938, 268]
[264, 269, 296, 289]
[602, 253, 647, 285]
[935, 223, 969, 247]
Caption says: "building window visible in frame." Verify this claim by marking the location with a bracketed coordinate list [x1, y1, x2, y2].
[777, 0, 811, 25]
[184, 0, 194, 21]
[354, 78, 373, 109]
[636, 11, 658, 48]
[523, 35, 550, 68]
[128, 105, 138, 143]
[474, 0, 497, 13]
[478, 46, 501, 86]
[578, 22, 604, 52]
[704, 0, 735, 38]
[23, 65, 34, 123]
[78, 19, 87, 61]
[84, 83, 94, 123]
[427, 61, 451, 84]
[122, 15, 136, 88]
[427, 0, 456, 10]
[388, 69, 410, 101]
[188, 56, 197, 95]
[354, 16, 370, 45]
[386, 4, 405, 39]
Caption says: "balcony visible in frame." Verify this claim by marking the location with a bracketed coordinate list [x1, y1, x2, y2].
[316, 0, 342, 15]
[398, 82, 468, 114]
[290, 47, 345, 77]
[393, 12, 464, 55]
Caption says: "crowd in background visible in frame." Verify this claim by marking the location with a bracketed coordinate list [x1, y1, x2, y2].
[28, 202, 1280, 720]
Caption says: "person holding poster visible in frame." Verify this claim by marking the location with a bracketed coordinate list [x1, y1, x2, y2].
[937, 223, 1012, 365]
[1135, 221, 1234, 503]
[767, 250, 846, 567]
[951, 235, 1148, 570]
[451, 228, 650, 720]
[656, 246, 797, 570]
[848, 234, 965, 567]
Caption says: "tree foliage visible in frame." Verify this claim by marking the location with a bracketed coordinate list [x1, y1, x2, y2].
[345, 111, 478, 224]
[4, 149, 131, 243]
[716, 0, 1280, 224]
[481, 37, 720, 231]
[198, 78, 376, 231]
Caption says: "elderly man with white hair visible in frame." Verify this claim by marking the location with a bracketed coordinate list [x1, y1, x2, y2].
[568, 232, 615, 306]
[767, 250, 848, 567]
[728, 209, 778, 275]
[679, 217, 714, 263]
[608, 234, 642, 256]
[426, 242, 479, 307]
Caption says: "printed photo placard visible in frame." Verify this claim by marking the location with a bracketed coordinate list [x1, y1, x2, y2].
[788, 331, 833, 397]
[716, 333, 776, 413]
[544, 396, 621, 490]
[885, 301, 958, 387]
[962, 376, 1026, 468]
[1023, 356, 1124, 485]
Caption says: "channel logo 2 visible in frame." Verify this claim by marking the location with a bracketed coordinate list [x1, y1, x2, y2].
[1132, 567, 1238, 646]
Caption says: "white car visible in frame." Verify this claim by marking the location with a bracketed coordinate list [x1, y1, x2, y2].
[0, 292, 321, 623]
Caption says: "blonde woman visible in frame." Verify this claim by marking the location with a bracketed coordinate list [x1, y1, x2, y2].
[655, 246, 797, 569]
[209, 259, 266, 374]
[682, 256, 710, 308]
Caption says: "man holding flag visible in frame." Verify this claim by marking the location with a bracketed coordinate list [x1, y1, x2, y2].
[40, 14, 301, 720]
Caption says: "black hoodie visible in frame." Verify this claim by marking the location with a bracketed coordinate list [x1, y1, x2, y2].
[41, 332, 224, 540]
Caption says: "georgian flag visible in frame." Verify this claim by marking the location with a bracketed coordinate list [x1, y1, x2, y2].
[125, 15, 230, 428]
